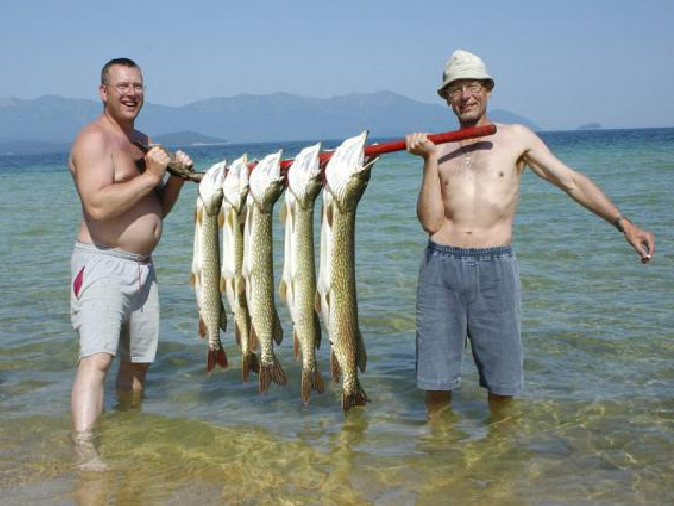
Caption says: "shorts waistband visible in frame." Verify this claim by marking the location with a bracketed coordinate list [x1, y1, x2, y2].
[427, 240, 513, 259]
[74, 242, 152, 264]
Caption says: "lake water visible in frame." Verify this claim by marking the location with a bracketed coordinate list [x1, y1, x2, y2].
[0, 128, 672, 505]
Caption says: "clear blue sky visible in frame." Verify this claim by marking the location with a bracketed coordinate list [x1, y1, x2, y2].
[2, 0, 672, 130]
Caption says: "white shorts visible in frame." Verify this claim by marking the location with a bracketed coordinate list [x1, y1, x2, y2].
[70, 242, 159, 363]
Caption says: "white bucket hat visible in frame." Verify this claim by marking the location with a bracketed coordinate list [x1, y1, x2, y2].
[437, 49, 494, 98]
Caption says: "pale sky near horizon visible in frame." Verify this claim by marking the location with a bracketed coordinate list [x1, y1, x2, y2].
[1, 0, 672, 130]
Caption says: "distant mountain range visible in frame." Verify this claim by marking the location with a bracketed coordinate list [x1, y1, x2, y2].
[0, 91, 539, 155]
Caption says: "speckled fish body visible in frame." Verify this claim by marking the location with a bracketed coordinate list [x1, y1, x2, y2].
[320, 132, 375, 410]
[221, 155, 259, 380]
[242, 151, 286, 392]
[198, 161, 228, 371]
[279, 143, 324, 404]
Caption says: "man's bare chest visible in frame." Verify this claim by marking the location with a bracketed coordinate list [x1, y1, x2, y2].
[439, 144, 519, 186]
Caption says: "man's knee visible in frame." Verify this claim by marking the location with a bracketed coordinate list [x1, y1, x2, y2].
[79, 353, 114, 374]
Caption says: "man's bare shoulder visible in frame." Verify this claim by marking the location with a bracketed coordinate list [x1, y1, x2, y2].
[494, 123, 536, 140]
[70, 119, 114, 173]
[493, 123, 540, 152]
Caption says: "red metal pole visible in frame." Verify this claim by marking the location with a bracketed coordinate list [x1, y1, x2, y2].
[261, 124, 497, 172]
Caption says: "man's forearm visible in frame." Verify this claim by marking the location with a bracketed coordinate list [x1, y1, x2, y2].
[564, 172, 621, 226]
[416, 155, 445, 234]
[87, 173, 159, 221]
[159, 176, 185, 217]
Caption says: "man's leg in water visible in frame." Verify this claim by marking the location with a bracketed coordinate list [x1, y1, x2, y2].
[71, 352, 113, 471]
[426, 390, 452, 420]
[487, 392, 512, 418]
[115, 361, 149, 409]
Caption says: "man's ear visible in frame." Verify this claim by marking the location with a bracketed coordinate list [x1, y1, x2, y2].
[98, 84, 108, 105]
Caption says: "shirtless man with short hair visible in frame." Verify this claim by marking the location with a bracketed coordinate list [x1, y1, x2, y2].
[406, 50, 655, 417]
[69, 58, 191, 469]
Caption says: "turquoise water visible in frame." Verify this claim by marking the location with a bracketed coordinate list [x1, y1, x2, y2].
[0, 128, 672, 505]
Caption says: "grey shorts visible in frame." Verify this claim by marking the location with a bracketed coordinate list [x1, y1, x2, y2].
[70, 242, 159, 362]
[416, 241, 523, 396]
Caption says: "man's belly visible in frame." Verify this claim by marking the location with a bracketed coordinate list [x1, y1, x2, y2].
[430, 220, 513, 248]
[78, 212, 163, 256]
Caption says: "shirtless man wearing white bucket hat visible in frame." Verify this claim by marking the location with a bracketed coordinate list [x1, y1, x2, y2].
[405, 50, 655, 416]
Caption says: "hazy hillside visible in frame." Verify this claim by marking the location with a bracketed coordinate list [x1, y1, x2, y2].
[0, 91, 539, 153]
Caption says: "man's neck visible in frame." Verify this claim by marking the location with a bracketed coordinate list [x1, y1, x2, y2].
[103, 110, 135, 136]
[459, 115, 490, 130]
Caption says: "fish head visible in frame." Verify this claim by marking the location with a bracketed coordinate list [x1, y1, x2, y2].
[199, 160, 226, 213]
[249, 150, 285, 211]
[223, 154, 249, 212]
[324, 131, 370, 210]
[288, 143, 323, 208]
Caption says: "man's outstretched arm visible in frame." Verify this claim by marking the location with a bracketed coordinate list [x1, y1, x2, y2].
[520, 126, 655, 263]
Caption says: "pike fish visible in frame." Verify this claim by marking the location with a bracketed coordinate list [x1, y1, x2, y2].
[189, 193, 205, 334]
[197, 162, 228, 372]
[318, 131, 375, 411]
[242, 150, 286, 392]
[221, 155, 259, 381]
[279, 143, 325, 404]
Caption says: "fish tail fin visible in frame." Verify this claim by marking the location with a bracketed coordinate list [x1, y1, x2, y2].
[259, 364, 271, 393]
[242, 351, 260, 382]
[330, 347, 341, 383]
[293, 329, 300, 362]
[272, 354, 287, 387]
[207, 351, 215, 372]
[302, 366, 325, 404]
[313, 369, 325, 394]
[342, 380, 368, 412]
[301, 369, 311, 405]
[207, 345, 227, 372]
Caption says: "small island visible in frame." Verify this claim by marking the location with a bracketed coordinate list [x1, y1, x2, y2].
[576, 123, 602, 130]
[152, 130, 227, 147]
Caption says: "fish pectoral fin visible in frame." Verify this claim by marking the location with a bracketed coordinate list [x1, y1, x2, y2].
[220, 277, 227, 294]
[198, 315, 206, 339]
[356, 328, 367, 373]
[272, 309, 283, 345]
[314, 314, 322, 349]
[234, 319, 241, 347]
[329, 348, 341, 383]
[278, 278, 287, 302]
[219, 303, 228, 332]
[189, 272, 197, 288]
[217, 210, 225, 228]
[250, 322, 260, 351]
[292, 329, 300, 362]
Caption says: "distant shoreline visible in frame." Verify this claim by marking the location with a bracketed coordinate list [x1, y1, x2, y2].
[2, 126, 673, 158]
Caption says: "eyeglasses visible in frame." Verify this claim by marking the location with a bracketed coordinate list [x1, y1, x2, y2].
[106, 82, 145, 95]
[446, 81, 484, 99]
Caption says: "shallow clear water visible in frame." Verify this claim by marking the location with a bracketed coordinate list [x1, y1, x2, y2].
[0, 129, 672, 505]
